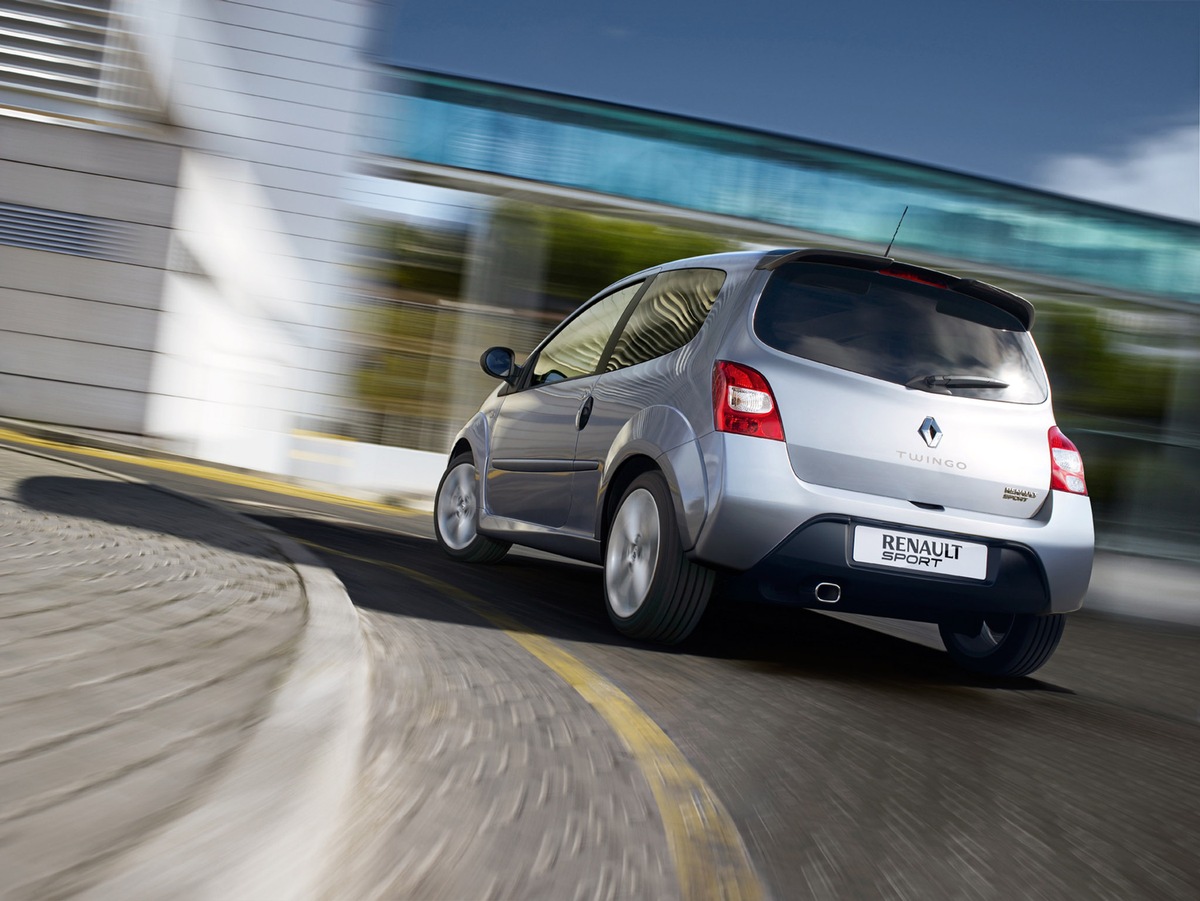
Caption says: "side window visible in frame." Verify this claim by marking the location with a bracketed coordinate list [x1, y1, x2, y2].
[531, 282, 643, 386]
[606, 268, 726, 372]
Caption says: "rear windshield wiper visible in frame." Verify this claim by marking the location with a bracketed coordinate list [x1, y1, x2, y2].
[906, 374, 1010, 392]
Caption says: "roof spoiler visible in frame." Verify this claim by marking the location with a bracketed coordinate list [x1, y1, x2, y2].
[756, 249, 1035, 329]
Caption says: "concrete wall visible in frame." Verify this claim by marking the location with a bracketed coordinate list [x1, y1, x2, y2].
[0, 117, 180, 433]
[135, 0, 374, 468]
[288, 432, 445, 509]
[2, 0, 374, 464]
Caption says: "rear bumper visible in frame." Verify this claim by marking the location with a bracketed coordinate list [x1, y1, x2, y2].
[692, 433, 1094, 616]
[718, 516, 1057, 621]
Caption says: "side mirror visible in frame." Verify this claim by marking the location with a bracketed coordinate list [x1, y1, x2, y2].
[479, 346, 517, 384]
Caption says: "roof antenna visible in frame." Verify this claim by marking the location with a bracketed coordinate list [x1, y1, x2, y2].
[884, 205, 909, 257]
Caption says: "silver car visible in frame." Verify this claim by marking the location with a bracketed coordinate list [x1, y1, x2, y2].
[434, 249, 1094, 677]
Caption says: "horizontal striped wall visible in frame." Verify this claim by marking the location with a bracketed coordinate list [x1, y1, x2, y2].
[0, 116, 181, 432]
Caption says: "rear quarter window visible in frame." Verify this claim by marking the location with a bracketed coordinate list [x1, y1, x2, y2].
[606, 268, 726, 371]
[754, 263, 1048, 403]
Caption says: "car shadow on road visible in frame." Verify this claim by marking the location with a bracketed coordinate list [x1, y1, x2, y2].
[249, 509, 1069, 695]
[12, 475, 1066, 694]
[15, 475, 295, 562]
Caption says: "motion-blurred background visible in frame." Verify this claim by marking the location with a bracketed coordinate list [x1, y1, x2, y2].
[2, 0, 1197, 558]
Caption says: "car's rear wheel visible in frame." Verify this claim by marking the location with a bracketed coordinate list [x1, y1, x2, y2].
[434, 453, 510, 563]
[938, 611, 1065, 677]
[604, 472, 713, 644]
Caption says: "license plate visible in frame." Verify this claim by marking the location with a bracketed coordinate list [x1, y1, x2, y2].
[852, 526, 988, 580]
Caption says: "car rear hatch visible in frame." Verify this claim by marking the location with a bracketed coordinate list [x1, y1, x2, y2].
[750, 253, 1053, 520]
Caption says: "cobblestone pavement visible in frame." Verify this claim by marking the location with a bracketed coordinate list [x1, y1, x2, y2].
[321, 611, 678, 901]
[0, 443, 684, 901]
[0, 449, 307, 900]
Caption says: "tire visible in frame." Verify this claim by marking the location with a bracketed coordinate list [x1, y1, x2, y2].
[434, 453, 510, 564]
[938, 612, 1066, 678]
[604, 472, 714, 644]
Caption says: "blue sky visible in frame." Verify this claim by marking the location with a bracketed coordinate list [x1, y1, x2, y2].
[378, 0, 1199, 222]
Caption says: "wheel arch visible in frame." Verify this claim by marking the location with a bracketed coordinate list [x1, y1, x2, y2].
[597, 406, 709, 551]
[449, 412, 491, 462]
[434, 439, 511, 564]
[448, 437, 473, 463]
[446, 413, 493, 508]
[600, 455, 659, 549]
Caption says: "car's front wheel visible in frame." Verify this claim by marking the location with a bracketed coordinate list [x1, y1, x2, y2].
[938, 611, 1065, 677]
[434, 453, 510, 564]
[604, 472, 713, 644]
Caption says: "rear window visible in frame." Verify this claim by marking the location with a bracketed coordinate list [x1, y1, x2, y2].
[754, 263, 1048, 404]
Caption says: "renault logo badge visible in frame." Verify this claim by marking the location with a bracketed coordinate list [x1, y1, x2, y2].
[919, 416, 943, 448]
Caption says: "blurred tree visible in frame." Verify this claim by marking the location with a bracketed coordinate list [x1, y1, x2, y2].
[350, 206, 734, 448]
[539, 207, 732, 313]
[1034, 305, 1175, 521]
[1035, 307, 1171, 425]
[360, 221, 468, 298]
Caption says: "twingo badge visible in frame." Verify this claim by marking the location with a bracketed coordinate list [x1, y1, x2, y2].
[1003, 487, 1037, 502]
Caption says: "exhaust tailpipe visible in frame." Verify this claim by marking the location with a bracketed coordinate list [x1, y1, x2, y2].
[814, 582, 842, 604]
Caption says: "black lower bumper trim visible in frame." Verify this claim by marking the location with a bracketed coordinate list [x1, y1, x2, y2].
[716, 517, 1052, 622]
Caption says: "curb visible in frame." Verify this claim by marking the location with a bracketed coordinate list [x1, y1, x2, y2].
[1082, 552, 1200, 628]
[86, 534, 370, 901]
[0, 441, 371, 900]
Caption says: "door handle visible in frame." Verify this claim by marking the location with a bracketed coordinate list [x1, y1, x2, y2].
[576, 395, 594, 431]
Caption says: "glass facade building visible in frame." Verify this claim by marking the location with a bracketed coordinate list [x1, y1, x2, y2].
[370, 68, 1198, 306]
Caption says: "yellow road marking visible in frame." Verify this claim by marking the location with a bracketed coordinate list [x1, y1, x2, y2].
[1, 424, 763, 896]
[0, 427, 419, 518]
[300, 540, 765, 901]
[290, 427, 356, 441]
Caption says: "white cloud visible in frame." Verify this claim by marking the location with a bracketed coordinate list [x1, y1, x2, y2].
[1035, 123, 1200, 222]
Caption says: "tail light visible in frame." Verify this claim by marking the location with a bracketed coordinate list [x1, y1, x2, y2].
[1049, 426, 1087, 495]
[713, 361, 785, 441]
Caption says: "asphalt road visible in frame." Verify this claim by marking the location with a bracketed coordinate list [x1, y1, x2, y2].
[10, 439, 1199, 900]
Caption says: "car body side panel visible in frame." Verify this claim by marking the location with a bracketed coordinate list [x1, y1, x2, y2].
[570, 309, 724, 540]
[593, 404, 709, 547]
[485, 375, 598, 528]
[459, 405, 604, 561]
